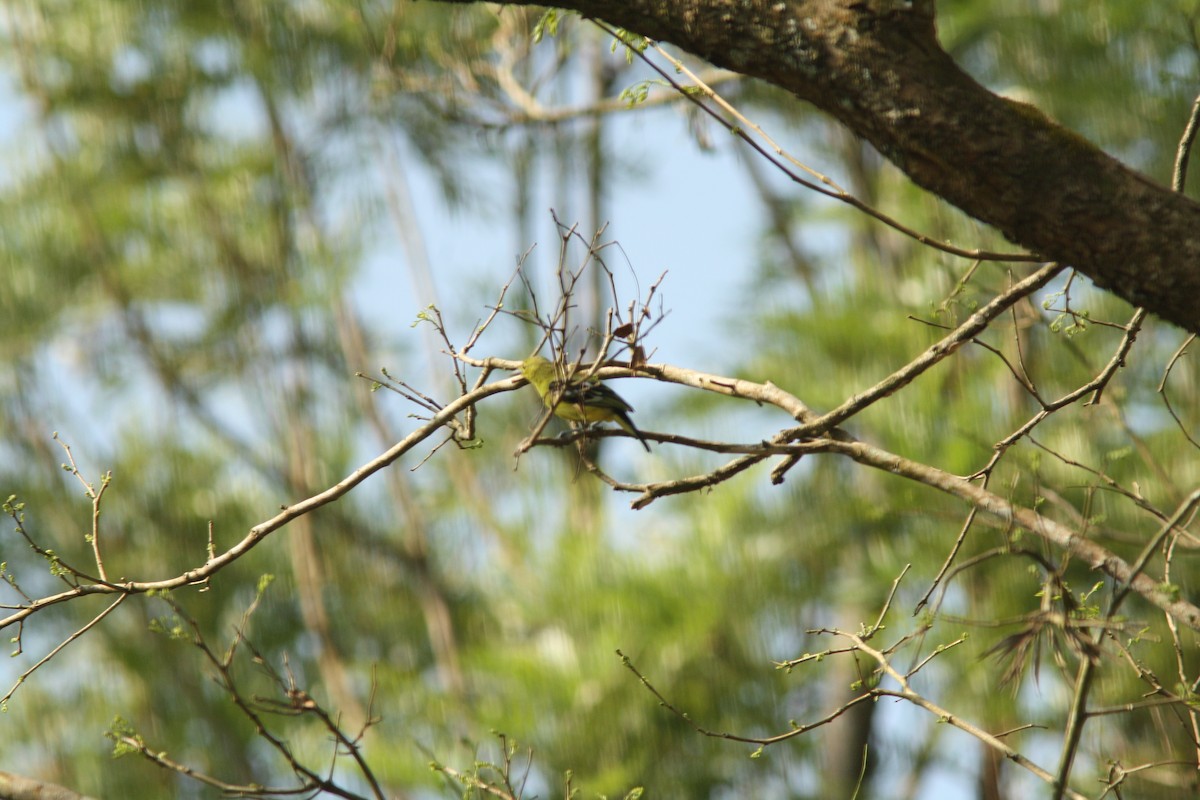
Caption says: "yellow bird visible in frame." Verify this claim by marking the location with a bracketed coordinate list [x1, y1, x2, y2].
[520, 355, 651, 451]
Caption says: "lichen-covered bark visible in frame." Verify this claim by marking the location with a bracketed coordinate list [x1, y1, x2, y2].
[435, 0, 1200, 333]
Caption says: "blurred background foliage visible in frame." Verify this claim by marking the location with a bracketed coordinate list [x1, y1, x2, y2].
[1, 1, 1199, 798]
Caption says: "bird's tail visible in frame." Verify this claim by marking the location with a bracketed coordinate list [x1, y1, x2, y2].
[615, 412, 651, 452]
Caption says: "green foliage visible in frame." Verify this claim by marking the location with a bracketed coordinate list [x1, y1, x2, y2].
[106, 716, 142, 758]
[942, 0, 1200, 189]
[0, 2, 1198, 799]
[533, 9, 566, 43]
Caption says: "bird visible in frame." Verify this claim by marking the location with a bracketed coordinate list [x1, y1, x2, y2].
[520, 354, 651, 451]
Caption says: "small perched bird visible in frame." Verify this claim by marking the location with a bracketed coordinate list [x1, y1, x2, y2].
[520, 355, 651, 451]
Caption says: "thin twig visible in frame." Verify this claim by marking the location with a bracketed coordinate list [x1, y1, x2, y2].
[1171, 92, 1200, 192]
[1, 594, 126, 706]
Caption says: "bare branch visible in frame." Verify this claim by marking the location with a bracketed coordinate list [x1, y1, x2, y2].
[0, 373, 526, 634]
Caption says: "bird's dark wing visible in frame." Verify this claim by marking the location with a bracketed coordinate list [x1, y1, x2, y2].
[547, 378, 634, 413]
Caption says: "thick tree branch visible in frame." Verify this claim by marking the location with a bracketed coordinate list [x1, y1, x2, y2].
[436, 0, 1200, 332]
[0, 772, 98, 800]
